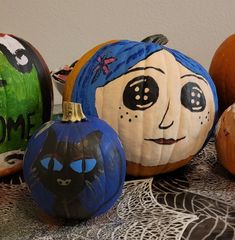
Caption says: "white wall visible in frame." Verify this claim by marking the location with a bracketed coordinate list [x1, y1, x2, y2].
[1, 0, 235, 104]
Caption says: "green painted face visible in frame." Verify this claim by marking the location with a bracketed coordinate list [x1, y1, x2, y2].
[0, 34, 49, 176]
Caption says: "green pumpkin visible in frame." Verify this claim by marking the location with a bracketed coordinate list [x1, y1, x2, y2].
[0, 33, 53, 176]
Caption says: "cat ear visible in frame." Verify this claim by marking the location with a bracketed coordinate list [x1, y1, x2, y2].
[83, 130, 103, 147]
[45, 127, 57, 145]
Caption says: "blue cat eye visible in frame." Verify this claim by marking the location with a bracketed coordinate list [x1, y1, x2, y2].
[70, 159, 96, 173]
[41, 157, 50, 169]
[53, 159, 63, 171]
[40, 157, 63, 171]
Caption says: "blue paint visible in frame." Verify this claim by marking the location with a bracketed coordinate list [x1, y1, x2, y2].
[23, 117, 126, 219]
[84, 159, 96, 173]
[40, 157, 50, 169]
[53, 159, 63, 171]
[70, 39, 218, 146]
[70, 160, 83, 173]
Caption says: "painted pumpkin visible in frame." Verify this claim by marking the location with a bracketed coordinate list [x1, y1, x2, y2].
[215, 103, 235, 174]
[0, 33, 53, 176]
[23, 102, 126, 219]
[209, 34, 235, 114]
[63, 35, 218, 177]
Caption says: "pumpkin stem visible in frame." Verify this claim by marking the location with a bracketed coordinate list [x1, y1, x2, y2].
[62, 101, 86, 122]
[141, 34, 168, 45]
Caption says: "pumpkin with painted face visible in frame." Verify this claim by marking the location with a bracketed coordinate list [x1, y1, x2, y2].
[0, 33, 53, 176]
[23, 102, 126, 219]
[63, 36, 218, 177]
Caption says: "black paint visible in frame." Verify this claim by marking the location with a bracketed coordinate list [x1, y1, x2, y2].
[123, 75, 159, 111]
[13, 35, 53, 123]
[27, 112, 36, 139]
[7, 114, 25, 141]
[31, 128, 104, 218]
[181, 82, 206, 112]
[0, 43, 33, 73]
[0, 112, 36, 143]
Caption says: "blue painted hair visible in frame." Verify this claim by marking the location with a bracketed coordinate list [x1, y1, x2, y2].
[71, 40, 218, 122]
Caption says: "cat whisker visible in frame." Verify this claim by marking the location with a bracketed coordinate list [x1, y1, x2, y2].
[31, 167, 37, 173]
[85, 180, 96, 194]
[28, 171, 40, 188]
[93, 174, 104, 191]
[29, 177, 40, 188]
[97, 169, 104, 174]
[28, 171, 39, 181]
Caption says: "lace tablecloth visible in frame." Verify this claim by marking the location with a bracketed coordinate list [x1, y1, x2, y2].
[1, 139, 235, 240]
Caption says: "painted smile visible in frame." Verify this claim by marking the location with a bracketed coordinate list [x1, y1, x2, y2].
[144, 136, 186, 145]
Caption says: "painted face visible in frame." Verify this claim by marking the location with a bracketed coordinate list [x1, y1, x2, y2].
[95, 50, 215, 166]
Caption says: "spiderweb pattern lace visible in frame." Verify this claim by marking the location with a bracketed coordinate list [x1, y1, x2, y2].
[0, 179, 197, 240]
[185, 139, 235, 205]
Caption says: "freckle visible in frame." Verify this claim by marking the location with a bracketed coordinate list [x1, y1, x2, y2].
[201, 121, 203, 125]
[208, 111, 210, 114]
[119, 107, 121, 109]
[120, 115, 123, 119]
[135, 115, 138, 118]
[205, 116, 208, 119]
[199, 116, 201, 119]
[126, 112, 129, 115]
[129, 119, 132, 122]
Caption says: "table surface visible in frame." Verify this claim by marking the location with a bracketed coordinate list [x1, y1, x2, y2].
[1, 138, 235, 240]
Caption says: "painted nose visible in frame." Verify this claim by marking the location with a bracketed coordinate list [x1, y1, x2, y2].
[158, 101, 174, 130]
[57, 178, 71, 186]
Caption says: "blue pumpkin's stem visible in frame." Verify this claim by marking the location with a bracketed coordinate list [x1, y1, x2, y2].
[141, 34, 168, 45]
[62, 101, 87, 122]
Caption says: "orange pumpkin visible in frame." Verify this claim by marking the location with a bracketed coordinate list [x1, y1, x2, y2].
[209, 34, 235, 114]
[215, 103, 235, 174]
[63, 36, 218, 177]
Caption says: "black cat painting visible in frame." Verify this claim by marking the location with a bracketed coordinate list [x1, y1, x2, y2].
[30, 127, 104, 219]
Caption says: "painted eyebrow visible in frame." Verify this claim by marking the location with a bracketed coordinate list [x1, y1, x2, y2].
[180, 74, 208, 85]
[126, 66, 165, 75]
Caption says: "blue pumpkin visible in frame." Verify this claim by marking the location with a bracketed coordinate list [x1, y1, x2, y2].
[23, 102, 126, 219]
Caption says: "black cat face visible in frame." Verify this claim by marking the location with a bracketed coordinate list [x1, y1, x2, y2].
[31, 127, 103, 199]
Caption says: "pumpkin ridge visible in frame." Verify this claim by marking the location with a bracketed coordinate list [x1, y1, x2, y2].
[13, 36, 53, 123]
[62, 37, 218, 177]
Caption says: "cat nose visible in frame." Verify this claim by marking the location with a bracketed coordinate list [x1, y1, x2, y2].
[57, 178, 71, 186]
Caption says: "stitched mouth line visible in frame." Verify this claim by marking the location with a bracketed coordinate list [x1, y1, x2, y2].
[144, 136, 186, 145]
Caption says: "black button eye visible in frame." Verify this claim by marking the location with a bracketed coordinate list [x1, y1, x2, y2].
[123, 76, 159, 111]
[181, 82, 206, 112]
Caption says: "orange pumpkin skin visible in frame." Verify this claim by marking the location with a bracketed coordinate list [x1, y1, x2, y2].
[215, 104, 235, 174]
[209, 34, 235, 114]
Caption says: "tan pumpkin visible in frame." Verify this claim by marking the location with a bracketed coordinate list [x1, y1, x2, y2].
[215, 103, 235, 174]
[63, 36, 218, 177]
[209, 34, 235, 114]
